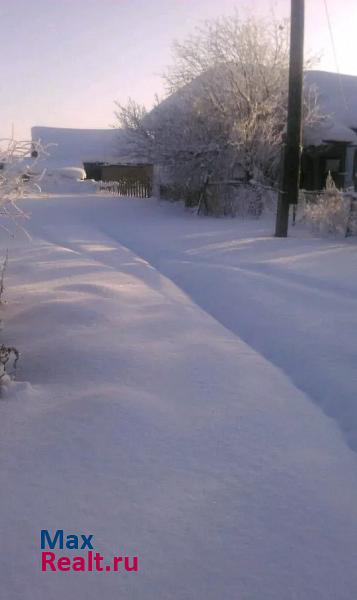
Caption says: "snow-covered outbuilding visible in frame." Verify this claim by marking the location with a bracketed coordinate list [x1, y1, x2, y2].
[302, 71, 357, 190]
[31, 126, 122, 170]
[31, 126, 154, 195]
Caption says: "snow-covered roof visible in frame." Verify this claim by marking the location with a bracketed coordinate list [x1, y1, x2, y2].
[31, 126, 130, 168]
[304, 71, 357, 146]
[32, 71, 357, 168]
[153, 69, 357, 148]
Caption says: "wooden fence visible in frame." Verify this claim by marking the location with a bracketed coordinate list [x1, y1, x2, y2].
[98, 179, 152, 198]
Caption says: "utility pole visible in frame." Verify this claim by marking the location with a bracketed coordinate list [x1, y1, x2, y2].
[275, 0, 305, 237]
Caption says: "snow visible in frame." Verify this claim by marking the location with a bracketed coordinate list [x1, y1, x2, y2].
[1, 193, 357, 599]
[51, 166, 86, 180]
[305, 70, 357, 145]
[30, 126, 150, 180]
[31, 126, 125, 169]
[39, 168, 98, 195]
[39, 177, 98, 195]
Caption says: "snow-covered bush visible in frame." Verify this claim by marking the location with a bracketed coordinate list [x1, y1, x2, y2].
[0, 345, 19, 387]
[302, 173, 352, 236]
[195, 180, 277, 218]
[0, 138, 48, 386]
[0, 138, 49, 230]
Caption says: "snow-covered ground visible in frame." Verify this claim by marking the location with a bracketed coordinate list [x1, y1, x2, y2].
[1, 193, 357, 599]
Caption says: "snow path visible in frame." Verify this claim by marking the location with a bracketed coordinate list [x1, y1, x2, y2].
[1, 194, 357, 599]
[24, 194, 357, 449]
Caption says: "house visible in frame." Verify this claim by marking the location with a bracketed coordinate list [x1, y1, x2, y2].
[302, 71, 357, 191]
[146, 69, 357, 193]
[132, 69, 357, 193]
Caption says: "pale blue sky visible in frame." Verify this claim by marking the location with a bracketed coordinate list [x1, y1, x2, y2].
[1, 0, 356, 138]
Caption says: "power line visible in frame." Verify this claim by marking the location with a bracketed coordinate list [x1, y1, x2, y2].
[323, 0, 348, 110]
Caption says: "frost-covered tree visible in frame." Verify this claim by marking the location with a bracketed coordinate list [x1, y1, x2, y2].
[0, 138, 49, 383]
[0, 138, 48, 232]
[115, 12, 322, 204]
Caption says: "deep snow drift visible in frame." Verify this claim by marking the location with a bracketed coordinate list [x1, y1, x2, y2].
[1, 193, 357, 600]
[23, 194, 357, 450]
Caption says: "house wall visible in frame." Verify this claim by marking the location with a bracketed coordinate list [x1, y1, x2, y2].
[83, 162, 104, 181]
[301, 143, 353, 190]
[100, 164, 153, 182]
[345, 146, 357, 188]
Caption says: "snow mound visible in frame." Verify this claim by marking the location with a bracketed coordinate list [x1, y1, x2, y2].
[52, 166, 86, 180]
[39, 168, 97, 194]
